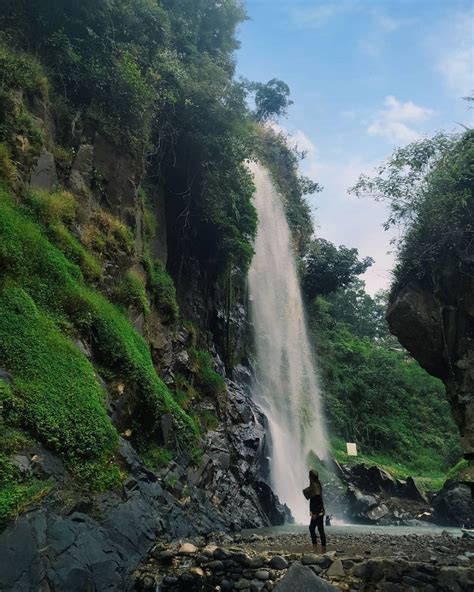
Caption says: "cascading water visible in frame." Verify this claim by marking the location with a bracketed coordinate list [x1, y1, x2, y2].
[248, 162, 328, 524]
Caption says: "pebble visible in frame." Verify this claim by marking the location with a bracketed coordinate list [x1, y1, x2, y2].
[179, 542, 198, 554]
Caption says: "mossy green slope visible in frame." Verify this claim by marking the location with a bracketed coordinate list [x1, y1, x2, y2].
[0, 184, 200, 522]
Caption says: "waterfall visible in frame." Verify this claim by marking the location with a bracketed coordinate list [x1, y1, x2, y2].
[248, 162, 328, 524]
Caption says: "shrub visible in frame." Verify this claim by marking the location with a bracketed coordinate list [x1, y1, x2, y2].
[0, 44, 49, 100]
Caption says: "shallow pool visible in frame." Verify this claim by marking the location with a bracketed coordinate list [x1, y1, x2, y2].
[243, 522, 462, 538]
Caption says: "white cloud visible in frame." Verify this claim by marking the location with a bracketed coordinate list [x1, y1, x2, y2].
[367, 95, 435, 144]
[291, 1, 358, 28]
[437, 14, 473, 97]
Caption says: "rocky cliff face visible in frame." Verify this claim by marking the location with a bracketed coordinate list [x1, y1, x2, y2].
[0, 85, 288, 591]
[387, 273, 474, 495]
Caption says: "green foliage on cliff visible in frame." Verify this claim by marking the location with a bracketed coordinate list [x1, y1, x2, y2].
[0, 184, 201, 485]
[189, 348, 226, 397]
[255, 125, 319, 257]
[0, 0, 262, 276]
[351, 131, 474, 290]
[143, 257, 179, 322]
[309, 283, 462, 478]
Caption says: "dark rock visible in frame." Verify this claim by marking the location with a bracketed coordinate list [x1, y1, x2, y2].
[269, 556, 288, 570]
[274, 563, 339, 591]
[433, 478, 474, 526]
[30, 148, 58, 190]
[403, 477, 427, 503]
[387, 280, 474, 493]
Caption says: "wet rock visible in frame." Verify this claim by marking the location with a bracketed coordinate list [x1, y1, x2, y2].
[403, 477, 427, 503]
[255, 570, 270, 580]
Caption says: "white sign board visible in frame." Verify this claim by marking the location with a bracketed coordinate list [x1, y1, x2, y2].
[346, 442, 358, 456]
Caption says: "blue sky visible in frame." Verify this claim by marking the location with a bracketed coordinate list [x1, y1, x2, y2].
[236, 0, 473, 293]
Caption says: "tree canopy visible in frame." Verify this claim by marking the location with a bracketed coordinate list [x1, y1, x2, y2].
[302, 238, 373, 299]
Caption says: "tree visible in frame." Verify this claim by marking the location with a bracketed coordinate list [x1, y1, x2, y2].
[302, 238, 373, 299]
[246, 78, 293, 122]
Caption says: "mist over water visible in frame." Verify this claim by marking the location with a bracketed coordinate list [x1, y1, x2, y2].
[248, 162, 327, 524]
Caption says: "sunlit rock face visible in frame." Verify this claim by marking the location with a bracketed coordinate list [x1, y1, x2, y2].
[387, 276, 474, 492]
[248, 162, 328, 523]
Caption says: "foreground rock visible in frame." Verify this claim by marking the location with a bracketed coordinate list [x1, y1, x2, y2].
[274, 563, 338, 591]
[133, 530, 474, 591]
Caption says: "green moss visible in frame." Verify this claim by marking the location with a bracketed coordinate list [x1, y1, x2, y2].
[189, 348, 226, 397]
[48, 223, 102, 280]
[64, 287, 201, 456]
[143, 257, 179, 322]
[0, 285, 118, 463]
[70, 460, 124, 492]
[113, 270, 150, 315]
[0, 472, 48, 527]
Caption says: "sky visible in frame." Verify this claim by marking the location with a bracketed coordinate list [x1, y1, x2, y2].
[236, 0, 474, 294]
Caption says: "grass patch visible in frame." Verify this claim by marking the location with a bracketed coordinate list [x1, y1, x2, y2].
[0, 143, 16, 184]
[189, 348, 226, 397]
[84, 211, 134, 259]
[113, 270, 150, 315]
[330, 436, 447, 492]
[196, 409, 219, 432]
[141, 445, 173, 471]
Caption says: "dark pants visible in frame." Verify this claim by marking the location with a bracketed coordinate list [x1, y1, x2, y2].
[309, 515, 326, 546]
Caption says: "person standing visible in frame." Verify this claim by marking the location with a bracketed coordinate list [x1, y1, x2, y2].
[303, 470, 327, 553]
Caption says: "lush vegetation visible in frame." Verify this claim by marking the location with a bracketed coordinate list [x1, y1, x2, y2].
[308, 276, 461, 485]
[0, 182, 204, 517]
[0, 0, 293, 277]
[350, 131, 473, 291]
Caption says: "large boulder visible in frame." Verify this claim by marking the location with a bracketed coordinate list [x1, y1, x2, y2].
[387, 278, 474, 493]
[433, 478, 474, 526]
[274, 563, 339, 591]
